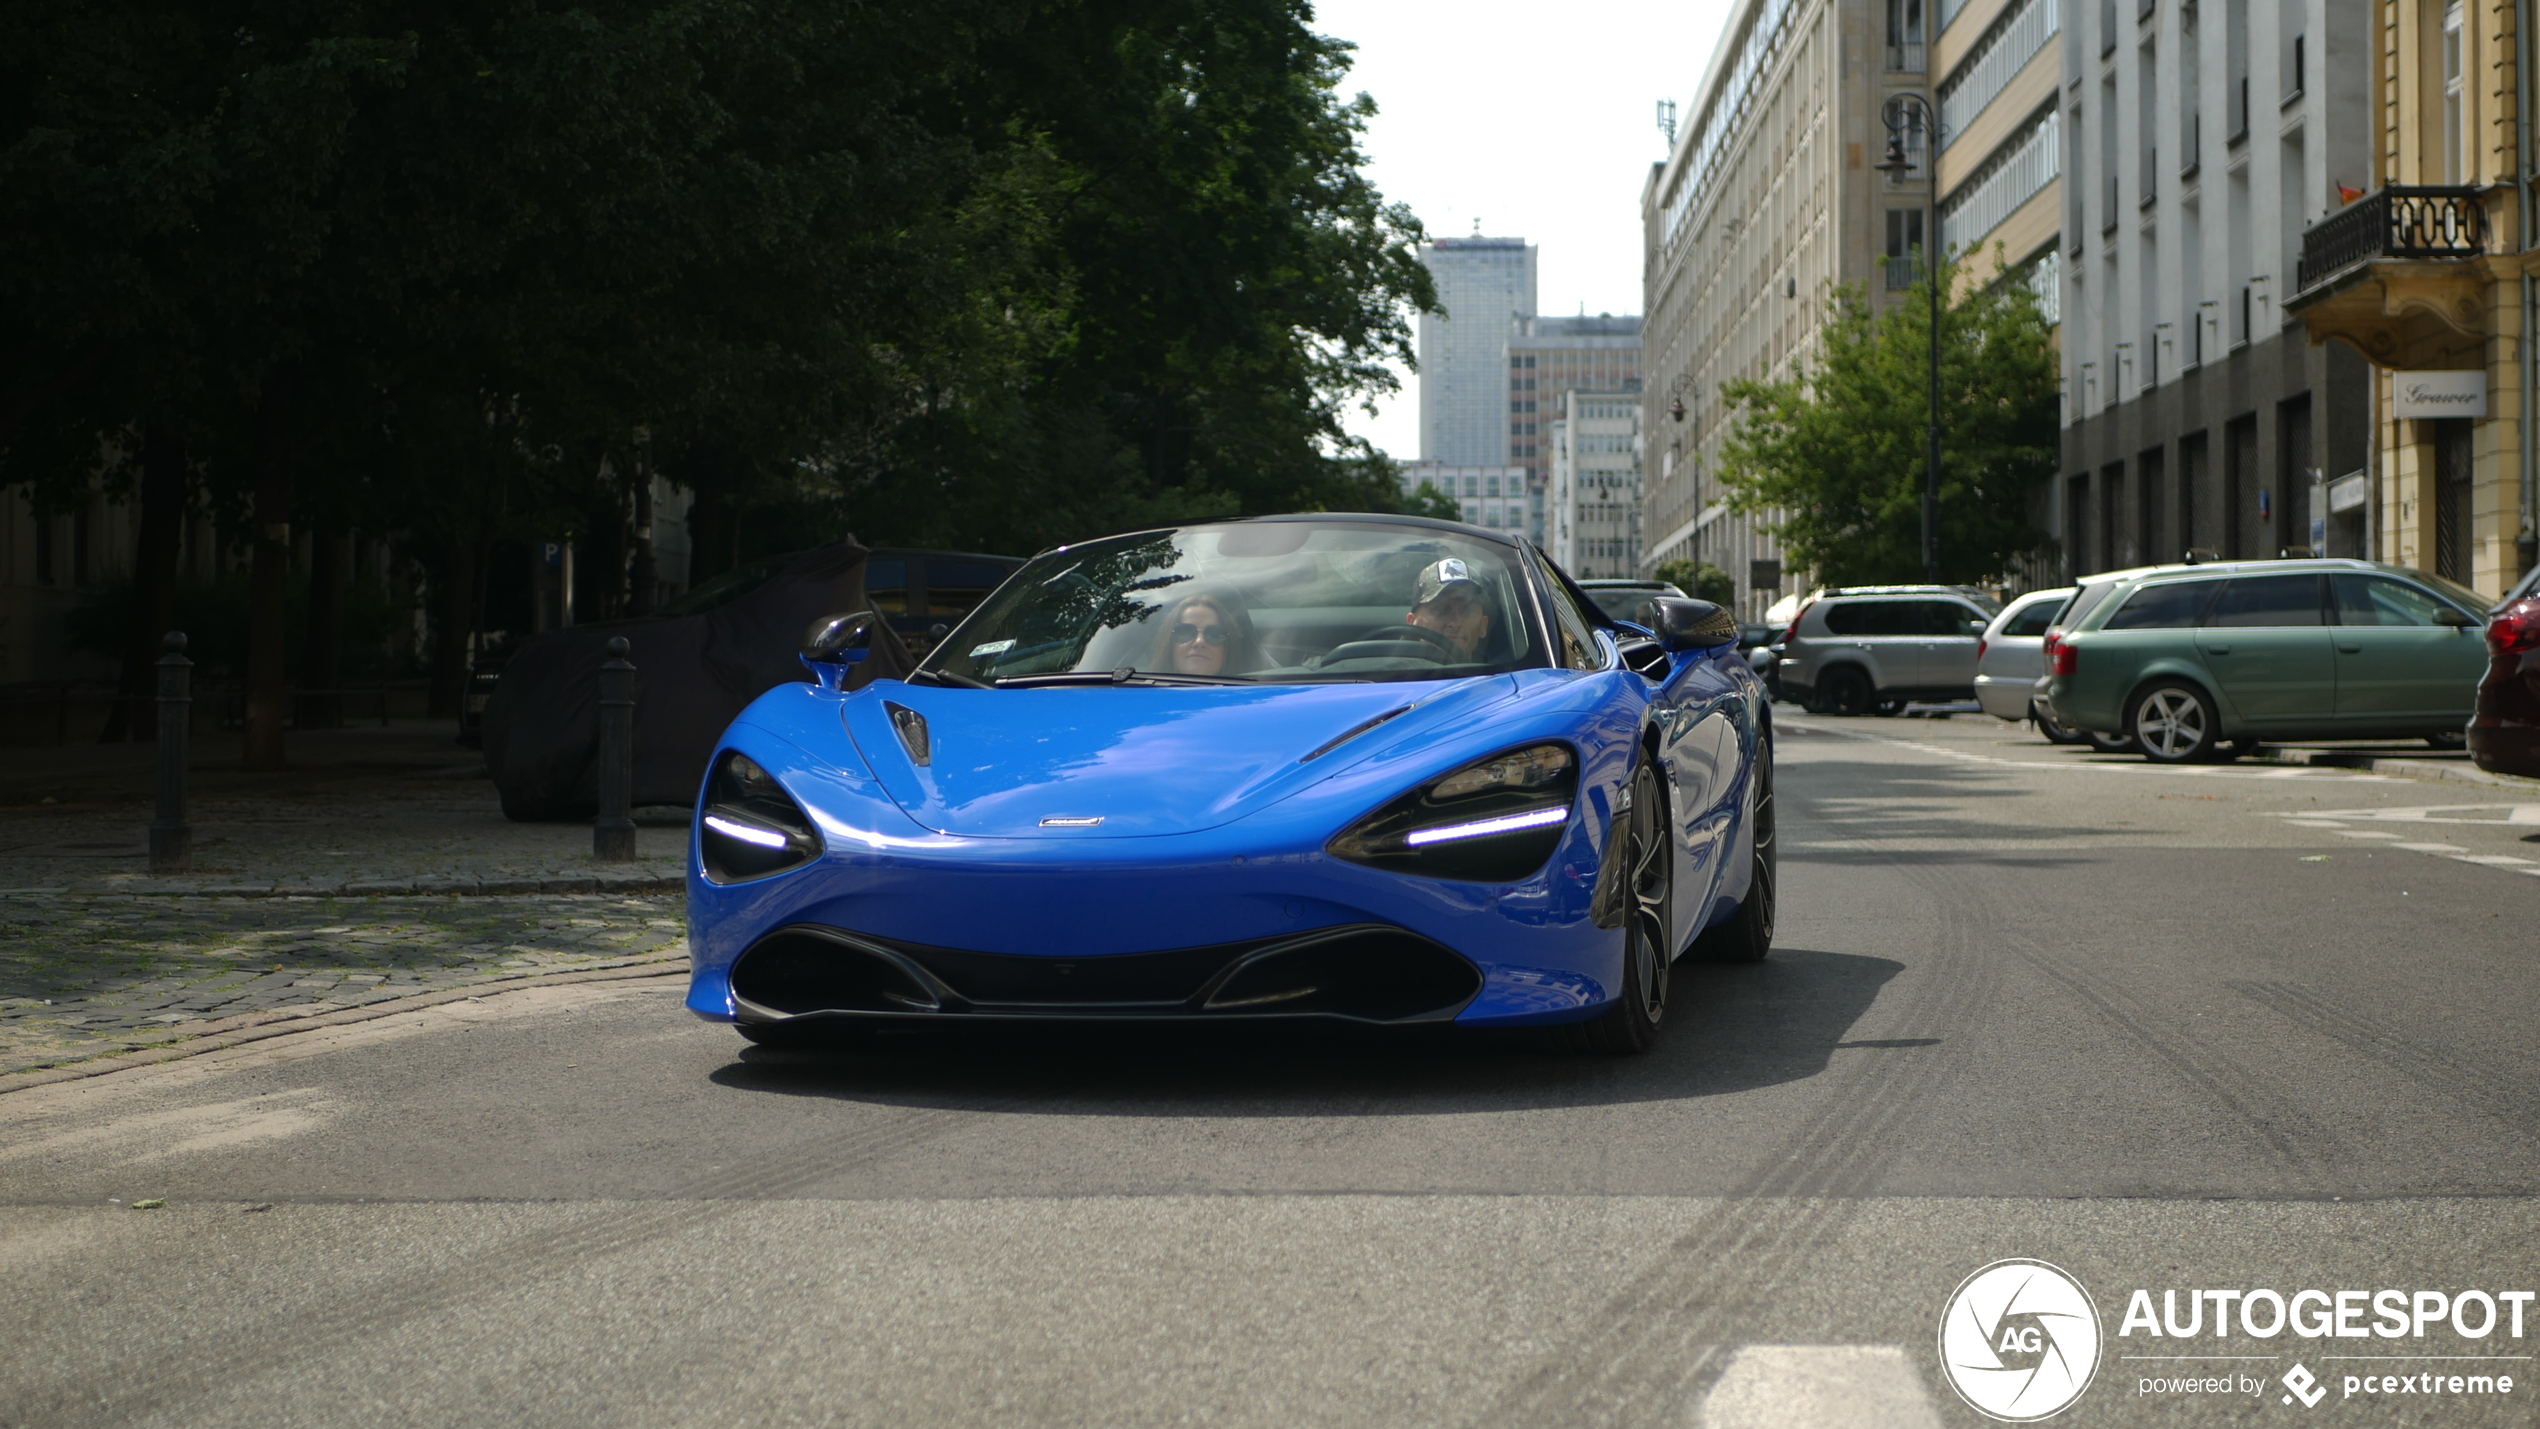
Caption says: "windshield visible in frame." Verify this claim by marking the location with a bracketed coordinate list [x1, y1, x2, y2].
[920, 522, 1545, 685]
[1582, 584, 1681, 622]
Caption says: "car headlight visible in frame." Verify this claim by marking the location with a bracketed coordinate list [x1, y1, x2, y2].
[1326, 743, 1577, 881]
[699, 751, 824, 884]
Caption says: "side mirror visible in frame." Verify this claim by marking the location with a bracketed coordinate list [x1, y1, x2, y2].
[800, 610, 881, 689]
[1643, 596, 1739, 653]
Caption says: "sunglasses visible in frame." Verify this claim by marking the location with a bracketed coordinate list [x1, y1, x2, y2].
[1169, 622, 1229, 647]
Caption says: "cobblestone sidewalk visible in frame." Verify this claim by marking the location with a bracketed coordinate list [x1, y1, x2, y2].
[0, 893, 687, 1076]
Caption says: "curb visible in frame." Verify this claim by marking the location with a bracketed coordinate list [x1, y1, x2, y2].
[0, 951, 688, 1096]
[2247, 746, 2540, 793]
[0, 872, 685, 899]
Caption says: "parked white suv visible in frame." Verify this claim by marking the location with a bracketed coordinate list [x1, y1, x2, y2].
[1777, 586, 1999, 716]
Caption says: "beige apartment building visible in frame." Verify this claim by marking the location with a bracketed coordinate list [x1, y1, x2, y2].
[1641, 0, 1940, 617]
[1936, 0, 2060, 306]
[2287, 0, 2538, 594]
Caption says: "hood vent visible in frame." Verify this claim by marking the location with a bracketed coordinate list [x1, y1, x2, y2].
[885, 702, 931, 766]
[1300, 703, 1415, 762]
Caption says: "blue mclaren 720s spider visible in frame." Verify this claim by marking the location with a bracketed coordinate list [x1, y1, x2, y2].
[683, 513, 1775, 1053]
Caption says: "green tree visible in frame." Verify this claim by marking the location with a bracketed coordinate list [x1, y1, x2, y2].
[1400, 479, 1461, 522]
[1717, 250, 2055, 586]
[1653, 558, 1735, 605]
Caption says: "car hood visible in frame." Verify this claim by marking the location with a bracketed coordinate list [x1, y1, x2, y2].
[840, 677, 1514, 838]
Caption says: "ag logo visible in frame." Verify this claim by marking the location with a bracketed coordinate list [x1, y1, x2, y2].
[2282, 1363, 2326, 1408]
[1938, 1259, 2103, 1421]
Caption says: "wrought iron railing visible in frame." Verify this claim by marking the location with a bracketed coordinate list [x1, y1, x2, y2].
[2296, 186, 2485, 291]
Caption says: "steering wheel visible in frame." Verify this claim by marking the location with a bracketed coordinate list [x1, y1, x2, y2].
[1320, 622, 1460, 666]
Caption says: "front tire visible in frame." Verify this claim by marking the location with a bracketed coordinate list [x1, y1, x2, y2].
[1695, 738, 1776, 965]
[2130, 682, 2222, 763]
[1818, 667, 1873, 717]
[1571, 762, 1672, 1054]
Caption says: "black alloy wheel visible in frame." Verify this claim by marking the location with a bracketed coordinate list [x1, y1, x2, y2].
[2428, 730, 2468, 750]
[1697, 737, 1775, 963]
[1873, 699, 1908, 717]
[1818, 667, 1874, 717]
[2086, 729, 2140, 754]
[2130, 681, 2222, 763]
[2032, 699, 2089, 745]
[1573, 761, 1672, 1054]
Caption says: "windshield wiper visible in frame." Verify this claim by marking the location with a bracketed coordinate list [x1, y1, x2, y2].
[994, 668, 1253, 688]
[905, 667, 993, 690]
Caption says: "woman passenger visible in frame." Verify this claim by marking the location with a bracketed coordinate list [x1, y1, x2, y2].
[1148, 591, 1258, 677]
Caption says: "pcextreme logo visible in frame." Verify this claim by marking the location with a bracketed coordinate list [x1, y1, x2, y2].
[1938, 1259, 2104, 1422]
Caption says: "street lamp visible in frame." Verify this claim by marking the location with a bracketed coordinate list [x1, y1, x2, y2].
[1874, 93, 1942, 584]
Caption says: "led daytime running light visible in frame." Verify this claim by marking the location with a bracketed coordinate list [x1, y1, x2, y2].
[704, 814, 790, 849]
[1403, 804, 1570, 847]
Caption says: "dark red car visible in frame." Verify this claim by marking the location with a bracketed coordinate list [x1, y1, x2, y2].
[2470, 573, 2540, 777]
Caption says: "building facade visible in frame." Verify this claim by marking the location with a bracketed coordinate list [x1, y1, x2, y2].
[1642, 0, 1935, 619]
[2287, 0, 2537, 595]
[1417, 237, 1539, 468]
[1398, 463, 1536, 535]
[1507, 317, 1643, 543]
[1550, 392, 1647, 576]
[2059, 0, 2376, 580]
[1937, 0, 2062, 308]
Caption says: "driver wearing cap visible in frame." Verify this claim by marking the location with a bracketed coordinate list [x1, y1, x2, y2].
[1407, 558, 1492, 661]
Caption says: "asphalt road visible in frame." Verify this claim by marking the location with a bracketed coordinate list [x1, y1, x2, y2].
[5, 711, 2537, 1429]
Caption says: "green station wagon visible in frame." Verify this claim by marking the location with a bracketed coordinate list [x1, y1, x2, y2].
[2038, 559, 2490, 763]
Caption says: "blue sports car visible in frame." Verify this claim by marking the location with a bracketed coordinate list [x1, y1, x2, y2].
[683, 514, 1775, 1053]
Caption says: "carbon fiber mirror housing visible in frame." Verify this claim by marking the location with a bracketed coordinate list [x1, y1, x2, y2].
[1641, 597, 1739, 653]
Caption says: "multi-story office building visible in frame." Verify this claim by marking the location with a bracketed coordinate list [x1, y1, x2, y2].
[1936, 0, 2061, 307]
[1398, 463, 1535, 535]
[1417, 237, 1539, 468]
[1507, 317, 1643, 542]
[1641, 0, 1934, 618]
[2286, 0, 2536, 594]
[1550, 391, 1646, 576]
[2060, 0, 2374, 578]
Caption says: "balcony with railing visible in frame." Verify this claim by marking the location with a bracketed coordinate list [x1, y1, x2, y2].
[2294, 186, 2483, 290]
[2287, 186, 2494, 369]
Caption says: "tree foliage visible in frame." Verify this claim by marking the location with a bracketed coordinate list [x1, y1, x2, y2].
[1716, 253, 2056, 586]
[0, 0, 1436, 733]
[1653, 559, 1734, 606]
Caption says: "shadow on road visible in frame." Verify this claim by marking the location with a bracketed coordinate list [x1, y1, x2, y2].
[702, 946, 1913, 1117]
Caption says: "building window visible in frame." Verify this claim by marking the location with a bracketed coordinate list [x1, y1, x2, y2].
[2443, 1, 2465, 182]
[1885, 208, 1923, 291]
[1888, 0, 1926, 70]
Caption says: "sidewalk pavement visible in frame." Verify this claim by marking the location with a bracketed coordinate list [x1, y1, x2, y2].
[0, 722, 693, 1080]
[2247, 741, 2540, 792]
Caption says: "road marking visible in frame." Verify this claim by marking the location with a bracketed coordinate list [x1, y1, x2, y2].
[2283, 819, 2350, 828]
[2390, 842, 2470, 853]
[2335, 831, 2402, 839]
[2280, 802, 2540, 824]
[1697, 1345, 1942, 1429]
[1781, 721, 2394, 782]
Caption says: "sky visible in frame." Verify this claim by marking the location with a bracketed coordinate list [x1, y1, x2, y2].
[1309, 0, 1739, 460]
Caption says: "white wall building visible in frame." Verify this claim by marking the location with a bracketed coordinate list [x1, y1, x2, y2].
[2061, 0, 2373, 573]
[1398, 463, 1534, 534]
[1550, 392, 1645, 576]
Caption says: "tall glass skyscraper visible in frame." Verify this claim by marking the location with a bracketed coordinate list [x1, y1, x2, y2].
[1417, 237, 1537, 466]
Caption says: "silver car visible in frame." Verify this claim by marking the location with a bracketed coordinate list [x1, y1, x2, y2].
[1975, 587, 2079, 737]
[1777, 585, 2000, 716]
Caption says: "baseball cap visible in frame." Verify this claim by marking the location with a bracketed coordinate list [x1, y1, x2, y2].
[1413, 558, 1483, 607]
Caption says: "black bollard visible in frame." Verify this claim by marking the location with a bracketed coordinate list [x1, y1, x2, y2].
[150, 632, 192, 873]
[594, 636, 637, 862]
